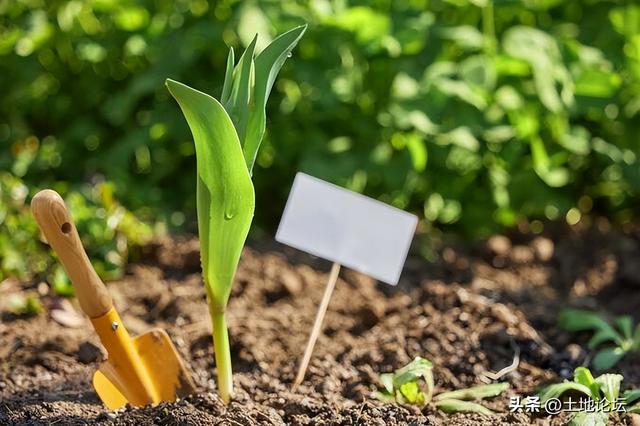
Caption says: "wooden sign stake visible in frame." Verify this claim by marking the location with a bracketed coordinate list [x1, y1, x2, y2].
[278, 173, 418, 390]
[293, 262, 341, 388]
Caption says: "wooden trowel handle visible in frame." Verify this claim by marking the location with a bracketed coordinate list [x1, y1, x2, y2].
[31, 189, 113, 318]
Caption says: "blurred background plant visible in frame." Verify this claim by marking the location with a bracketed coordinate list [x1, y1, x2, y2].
[0, 170, 152, 294]
[1, 0, 639, 284]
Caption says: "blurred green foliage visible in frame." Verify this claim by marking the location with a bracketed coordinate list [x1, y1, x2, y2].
[1, 0, 640, 280]
[0, 171, 152, 287]
[8, 292, 43, 315]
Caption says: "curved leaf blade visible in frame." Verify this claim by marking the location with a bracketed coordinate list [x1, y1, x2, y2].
[559, 309, 620, 339]
[166, 78, 255, 308]
[434, 383, 509, 401]
[435, 398, 494, 415]
[573, 367, 600, 400]
[221, 47, 235, 104]
[624, 388, 640, 405]
[592, 347, 626, 371]
[588, 329, 620, 349]
[569, 411, 609, 426]
[614, 316, 633, 341]
[538, 381, 593, 403]
[226, 37, 257, 144]
[243, 24, 307, 172]
[594, 373, 623, 405]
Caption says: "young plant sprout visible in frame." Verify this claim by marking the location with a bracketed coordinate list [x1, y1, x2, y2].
[376, 357, 434, 407]
[375, 357, 509, 414]
[559, 309, 640, 371]
[433, 382, 510, 414]
[166, 25, 306, 403]
[537, 366, 640, 425]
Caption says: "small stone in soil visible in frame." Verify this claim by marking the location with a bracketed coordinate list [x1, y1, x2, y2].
[510, 245, 534, 263]
[532, 237, 554, 262]
[564, 343, 585, 363]
[486, 235, 511, 255]
[77, 342, 102, 364]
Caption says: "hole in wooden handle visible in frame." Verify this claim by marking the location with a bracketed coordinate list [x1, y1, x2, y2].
[61, 222, 71, 234]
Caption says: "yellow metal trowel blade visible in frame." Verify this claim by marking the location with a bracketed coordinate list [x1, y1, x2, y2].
[93, 370, 128, 409]
[91, 308, 195, 409]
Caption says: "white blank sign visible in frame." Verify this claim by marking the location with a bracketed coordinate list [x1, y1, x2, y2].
[276, 173, 418, 285]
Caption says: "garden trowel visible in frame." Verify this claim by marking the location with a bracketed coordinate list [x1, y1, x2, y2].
[31, 189, 195, 409]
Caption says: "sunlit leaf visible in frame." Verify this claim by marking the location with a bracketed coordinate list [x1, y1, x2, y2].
[435, 383, 509, 401]
[569, 411, 609, 426]
[593, 348, 626, 371]
[559, 309, 618, 334]
[594, 373, 622, 406]
[166, 79, 255, 309]
[539, 381, 593, 403]
[244, 25, 306, 172]
[573, 367, 600, 400]
[435, 398, 494, 414]
[624, 388, 640, 405]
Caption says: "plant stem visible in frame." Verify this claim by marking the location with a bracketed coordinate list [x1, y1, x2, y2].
[482, 0, 496, 54]
[211, 309, 233, 403]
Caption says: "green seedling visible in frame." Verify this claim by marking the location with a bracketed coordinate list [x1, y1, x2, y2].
[165, 25, 306, 404]
[375, 357, 509, 414]
[377, 357, 435, 407]
[8, 293, 43, 316]
[538, 366, 640, 425]
[559, 309, 640, 371]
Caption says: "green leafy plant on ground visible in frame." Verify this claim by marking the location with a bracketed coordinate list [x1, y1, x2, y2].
[559, 309, 640, 371]
[539, 366, 640, 425]
[0, 172, 152, 292]
[166, 25, 306, 404]
[8, 293, 43, 316]
[375, 357, 509, 414]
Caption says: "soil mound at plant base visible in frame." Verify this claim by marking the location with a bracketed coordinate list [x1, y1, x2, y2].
[1, 229, 639, 425]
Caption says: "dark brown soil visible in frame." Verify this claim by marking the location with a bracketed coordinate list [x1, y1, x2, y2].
[2, 225, 640, 425]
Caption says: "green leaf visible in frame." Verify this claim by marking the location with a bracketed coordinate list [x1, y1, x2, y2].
[380, 373, 394, 394]
[615, 316, 633, 341]
[434, 383, 509, 401]
[558, 127, 591, 156]
[438, 25, 485, 51]
[166, 79, 255, 309]
[221, 47, 235, 104]
[588, 329, 621, 349]
[624, 388, 640, 405]
[539, 381, 593, 403]
[9, 293, 43, 315]
[569, 411, 609, 426]
[573, 367, 600, 400]
[50, 265, 75, 297]
[633, 324, 640, 349]
[530, 137, 569, 187]
[503, 26, 573, 113]
[393, 357, 433, 388]
[435, 398, 494, 414]
[399, 381, 425, 406]
[373, 390, 396, 403]
[377, 357, 434, 407]
[574, 68, 621, 98]
[559, 309, 621, 344]
[433, 79, 487, 110]
[594, 373, 623, 405]
[225, 36, 257, 144]
[593, 348, 626, 371]
[436, 127, 480, 151]
[243, 24, 307, 172]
